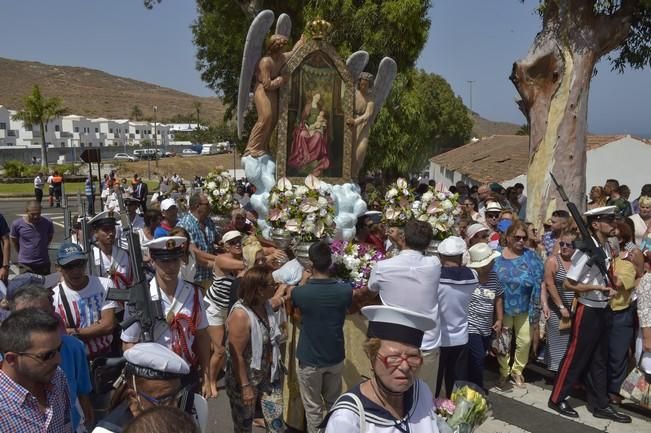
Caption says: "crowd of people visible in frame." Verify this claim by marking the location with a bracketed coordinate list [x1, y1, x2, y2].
[1, 173, 650, 433]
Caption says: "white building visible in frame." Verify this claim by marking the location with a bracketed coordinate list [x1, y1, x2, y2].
[0, 107, 173, 150]
[429, 134, 651, 197]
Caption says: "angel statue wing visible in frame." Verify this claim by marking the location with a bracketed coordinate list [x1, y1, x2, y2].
[275, 13, 291, 38]
[369, 57, 398, 127]
[237, 10, 276, 139]
[346, 51, 369, 84]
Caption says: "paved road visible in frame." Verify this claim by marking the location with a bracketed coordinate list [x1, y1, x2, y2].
[2, 198, 649, 432]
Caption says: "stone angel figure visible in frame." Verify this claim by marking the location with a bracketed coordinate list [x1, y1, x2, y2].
[346, 52, 397, 178]
[237, 10, 304, 158]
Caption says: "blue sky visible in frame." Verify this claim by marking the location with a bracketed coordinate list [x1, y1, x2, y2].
[1, 0, 649, 136]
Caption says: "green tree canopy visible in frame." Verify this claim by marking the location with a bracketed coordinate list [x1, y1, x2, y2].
[366, 69, 472, 178]
[192, 0, 431, 118]
[12, 85, 67, 171]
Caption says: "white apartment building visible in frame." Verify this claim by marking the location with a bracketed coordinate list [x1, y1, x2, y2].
[0, 106, 173, 149]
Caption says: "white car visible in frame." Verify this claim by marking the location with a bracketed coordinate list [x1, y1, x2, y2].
[113, 153, 138, 161]
[182, 149, 200, 156]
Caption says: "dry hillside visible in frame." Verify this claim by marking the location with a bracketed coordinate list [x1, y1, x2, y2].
[471, 112, 521, 137]
[0, 57, 225, 122]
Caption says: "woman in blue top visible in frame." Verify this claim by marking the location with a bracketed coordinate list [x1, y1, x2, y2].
[493, 220, 543, 389]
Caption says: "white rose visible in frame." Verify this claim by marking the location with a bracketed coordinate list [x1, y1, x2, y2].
[317, 196, 328, 209]
[295, 186, 308, 197]
[422, 191, 434, 203]
[436, 192, 446, 201]
[207, 181, 217, 190]
[284, 190, 294, 197]
[212, 189, 220, 197]
[442, 199, 453, 210]
[387, 188, 398, 198]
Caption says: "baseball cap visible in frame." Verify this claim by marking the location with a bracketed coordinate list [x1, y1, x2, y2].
[161, 198, 177, 211]
[57, 242, 88, 266]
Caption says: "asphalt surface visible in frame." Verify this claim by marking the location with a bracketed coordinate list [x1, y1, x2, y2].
[2, 198, 649, 432]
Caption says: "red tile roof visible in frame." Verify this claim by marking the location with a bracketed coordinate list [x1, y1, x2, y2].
[430, 134, 640, 183]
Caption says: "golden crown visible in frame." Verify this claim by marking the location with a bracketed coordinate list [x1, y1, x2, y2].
[307, 18, 332, 40]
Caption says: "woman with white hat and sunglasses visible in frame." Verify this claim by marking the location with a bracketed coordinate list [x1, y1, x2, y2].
[465, 243, 503, 391]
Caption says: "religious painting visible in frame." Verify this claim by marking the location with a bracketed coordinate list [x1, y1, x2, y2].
[277, 38, 354, 184]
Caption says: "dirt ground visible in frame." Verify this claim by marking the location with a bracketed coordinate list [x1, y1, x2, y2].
[113, 152, 241, 181]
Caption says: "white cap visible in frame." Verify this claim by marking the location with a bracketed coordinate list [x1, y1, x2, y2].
[467, 243, 501, 268]
[89, 210, 120, 227]
[466, 223, 489, 241]
[124, 342, 190, 379]
[485, 201, 502, 212]
[161, 198, 177, 211]
[222, 230, 242, 244]
[362, 305, 435, 348]
[437, 236, 467, 256]
[584, 205, 617, 217]
[143, 236, 187, 251]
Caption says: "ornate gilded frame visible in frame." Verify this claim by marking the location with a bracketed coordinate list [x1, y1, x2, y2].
[276, 36, 354, 184]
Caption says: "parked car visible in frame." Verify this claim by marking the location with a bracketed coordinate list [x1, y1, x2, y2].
[182, 149, 200, 156]
[163, 151, 177, 157]
[133, 149, 159, 160]
[113, 153, 138, 161]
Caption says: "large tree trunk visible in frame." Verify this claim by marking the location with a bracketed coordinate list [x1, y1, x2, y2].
[510, 0, 634, 228]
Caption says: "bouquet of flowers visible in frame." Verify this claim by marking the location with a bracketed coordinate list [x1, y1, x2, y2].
[383, 178, 414, 227]
[330, 240, 385, 289]
[267, 175, 336, 241]
[414, 187, 460, 239]
[434, 383, 490, 433]
[203, 169, 236, 216]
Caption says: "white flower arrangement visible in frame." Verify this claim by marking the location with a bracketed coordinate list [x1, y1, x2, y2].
[266, 175, 336, 241]
[382, 178, 415, 227]
[203, 169, 235, 216]
[414, 186, 460, 239]
[331, 240, 386, 290]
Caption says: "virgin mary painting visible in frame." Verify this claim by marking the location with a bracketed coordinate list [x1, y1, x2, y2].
[287, 92, 330, 176]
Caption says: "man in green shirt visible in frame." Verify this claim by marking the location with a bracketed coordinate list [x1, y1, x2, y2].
[291, 241, 352, 433]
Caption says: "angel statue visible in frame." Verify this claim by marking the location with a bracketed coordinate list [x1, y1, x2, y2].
[346, 52, 397, 178]
[237, 10, 303, 158]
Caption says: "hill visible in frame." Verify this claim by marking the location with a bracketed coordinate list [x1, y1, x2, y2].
[471, 111, 522, 137]
[0, 57, 225, 123]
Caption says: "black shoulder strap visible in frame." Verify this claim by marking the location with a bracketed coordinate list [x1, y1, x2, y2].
[58, 283, 77, 329]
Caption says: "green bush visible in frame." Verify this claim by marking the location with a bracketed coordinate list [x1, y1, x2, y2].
[3, 160, 28, 177]
[2, 160, 79, 177]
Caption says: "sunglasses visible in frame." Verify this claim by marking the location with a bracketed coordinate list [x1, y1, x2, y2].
[512, 235, 528, 242]
[486, 213, 500, 219]
[559, 241, 575, 248]
[17, 342, 63, 362]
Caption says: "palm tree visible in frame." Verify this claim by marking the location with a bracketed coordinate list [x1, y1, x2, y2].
[12, 85, 67, 171]
[131, 105, 143, 121]
[192, 101, 202, 126]
[516, 123, 530, 136]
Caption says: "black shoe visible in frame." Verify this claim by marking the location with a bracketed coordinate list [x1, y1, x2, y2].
[548, 399, 579, 418]
[591, 405, 631, 423]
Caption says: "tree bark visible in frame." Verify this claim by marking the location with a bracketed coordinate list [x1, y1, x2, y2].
[511, 0, 635, 228]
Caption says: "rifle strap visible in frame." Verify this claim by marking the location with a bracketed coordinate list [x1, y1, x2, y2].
[58, 283, 78, 330]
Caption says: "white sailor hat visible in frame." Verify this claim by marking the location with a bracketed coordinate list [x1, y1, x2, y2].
[362, 305, 435, 348]
[584, 205, 618, 217]
[89, 209, 120, 227]
[438, 236, 467, 256]
[124, 342, 190, 379]
[143, 236, 187, 259]
[222, 230, 243, 244]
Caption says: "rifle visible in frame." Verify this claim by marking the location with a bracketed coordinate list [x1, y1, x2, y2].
[107, 188, 164, 342]
[549, 173, 611, 285]
[78, 191, 95, 277]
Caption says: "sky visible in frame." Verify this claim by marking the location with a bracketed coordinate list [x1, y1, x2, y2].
[1, 0, 649, 136]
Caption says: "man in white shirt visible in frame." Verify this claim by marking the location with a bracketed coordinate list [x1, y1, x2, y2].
[33, 172, 44, 204]
[89, 211, 131, 290]
[51, 242, 118, 359]
[120, 236, 213, 397]
[368, 219, 442, 392]
[118, 197, 145, 250]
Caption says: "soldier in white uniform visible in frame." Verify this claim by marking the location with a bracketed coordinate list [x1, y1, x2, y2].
[118, 197, 145, 250]
[92, 342, 208, 433]
[120, 236, 213, 398]
[89, 210, 131, 290]
[323, 305, 440, 433]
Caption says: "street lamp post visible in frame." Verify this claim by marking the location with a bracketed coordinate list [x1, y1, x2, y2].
[154, 106, 158, 168]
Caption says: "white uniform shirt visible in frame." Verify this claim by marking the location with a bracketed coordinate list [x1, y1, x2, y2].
[92, 245, 131, 289]
[566, 242, 611, 308]
[121, 278, 209, 362]
[324, 380, 440, 433]
[368, 250, 442, 350]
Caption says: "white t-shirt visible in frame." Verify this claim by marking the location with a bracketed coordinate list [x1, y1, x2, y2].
[52, 276, 118, 357]
[121, 278, 209, 363]
[34, 175, 43, 189]
[92, 245, 131, 289]
[368, 250, 441, 350]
